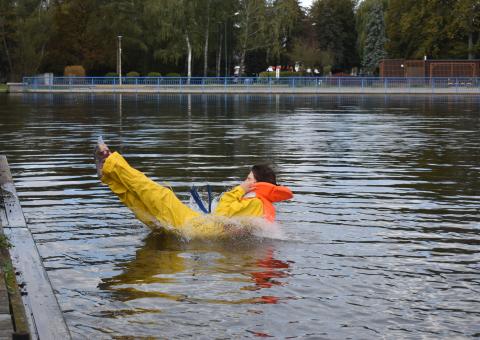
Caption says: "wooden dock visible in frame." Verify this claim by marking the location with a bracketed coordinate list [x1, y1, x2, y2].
[0, 156, 71, 339]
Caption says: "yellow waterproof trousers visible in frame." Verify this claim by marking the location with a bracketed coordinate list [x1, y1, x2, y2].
[101, 152, 201, 230]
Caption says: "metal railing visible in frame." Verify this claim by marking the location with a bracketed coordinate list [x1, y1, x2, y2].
[22, 76, 480, 93]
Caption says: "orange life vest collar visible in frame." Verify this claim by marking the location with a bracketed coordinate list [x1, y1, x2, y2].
[248, 182, 293, 222]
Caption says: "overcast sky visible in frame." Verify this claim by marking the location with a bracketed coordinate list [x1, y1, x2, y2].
[299, 0, 313, 9]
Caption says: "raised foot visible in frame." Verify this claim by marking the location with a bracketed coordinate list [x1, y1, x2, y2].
[94, 136, 111, 179]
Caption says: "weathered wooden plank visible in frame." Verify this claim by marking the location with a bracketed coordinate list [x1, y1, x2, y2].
[0, 274, 10, 314]
[0, 228, 30, 337]
[0, 296, 8, 316]
[0, 248, 30, 338]
[0, 156, 32, 338]
[0, 157, 26, 228]
[0, 156, 9, 229]
[4, 228, 73, 339]
[0, 314, 13, 339]
[0, 208, 7, 230]
[0, 156, 71, 339]
[0, 157, 11, 185]
[0, 182, 26, 228]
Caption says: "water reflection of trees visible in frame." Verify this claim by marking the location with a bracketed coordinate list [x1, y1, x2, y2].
[99, 230, 292, 305]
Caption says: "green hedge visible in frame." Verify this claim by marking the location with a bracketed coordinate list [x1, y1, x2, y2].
[105, 72, 118, 77]
[258, 71, 305, 77]
[64, 65, 86, 77]
[165, 72, 181, 77]
[126, 71, 140, 77]
[147, 72, 162, 77]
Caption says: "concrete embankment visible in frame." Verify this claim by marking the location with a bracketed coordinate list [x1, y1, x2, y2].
[7, 83, 480, 95]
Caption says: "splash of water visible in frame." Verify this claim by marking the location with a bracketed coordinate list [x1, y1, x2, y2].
[178, 214, 286, 242]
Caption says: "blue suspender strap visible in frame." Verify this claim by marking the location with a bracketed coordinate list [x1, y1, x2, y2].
[190, 185, 209, 214]
[207, 184, 212, 213]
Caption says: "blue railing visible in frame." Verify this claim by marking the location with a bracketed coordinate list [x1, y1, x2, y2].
[22, 76, 480, 93]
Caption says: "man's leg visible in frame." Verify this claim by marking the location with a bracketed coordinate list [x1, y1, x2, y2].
[101, 152, 200, 229]
[101, 179, 161, 229]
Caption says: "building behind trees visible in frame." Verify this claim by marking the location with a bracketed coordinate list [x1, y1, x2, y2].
[379, 59, 480, 78]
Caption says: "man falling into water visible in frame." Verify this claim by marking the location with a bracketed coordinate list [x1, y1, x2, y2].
[94, 138, 293, 238]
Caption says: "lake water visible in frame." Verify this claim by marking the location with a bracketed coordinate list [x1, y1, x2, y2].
[0, 94, 479, 339]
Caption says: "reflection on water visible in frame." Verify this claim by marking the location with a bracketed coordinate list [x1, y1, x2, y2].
[99, 231, 291, 307]
[0, 93, 479, 339]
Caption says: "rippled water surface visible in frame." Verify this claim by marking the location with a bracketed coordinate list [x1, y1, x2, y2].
[0, 94, 479, 339]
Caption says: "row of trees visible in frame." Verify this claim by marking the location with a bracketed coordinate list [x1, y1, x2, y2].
[1, 0, 479, 81]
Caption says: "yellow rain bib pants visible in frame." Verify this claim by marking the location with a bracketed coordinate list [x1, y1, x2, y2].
[101, 152, 264, 237]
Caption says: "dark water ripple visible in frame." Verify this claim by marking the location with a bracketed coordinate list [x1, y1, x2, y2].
[0, 94, 479, 339]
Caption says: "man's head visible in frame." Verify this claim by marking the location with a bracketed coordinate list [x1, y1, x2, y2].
[250, 164, 277, 185]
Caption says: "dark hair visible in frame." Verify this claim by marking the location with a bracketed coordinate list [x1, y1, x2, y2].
[251, 164, 277, 185]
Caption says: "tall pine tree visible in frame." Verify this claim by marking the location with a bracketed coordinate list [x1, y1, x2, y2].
[361, 1, 387, 75]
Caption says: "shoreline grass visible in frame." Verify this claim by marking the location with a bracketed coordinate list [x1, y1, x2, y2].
[0, 84, 7, 92]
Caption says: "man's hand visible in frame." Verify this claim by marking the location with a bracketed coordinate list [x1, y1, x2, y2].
[240, 180, 256, 193]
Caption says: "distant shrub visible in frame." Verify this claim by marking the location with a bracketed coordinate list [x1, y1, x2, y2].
[105, 72, 118, 77]
[126, 71, 140, 77]
[147, 72, 162, 77]
[258, 71, 305, 77]
[258, 71, 273, 77]
[166, 72, 181, 77]
[64, 65, 85, 77]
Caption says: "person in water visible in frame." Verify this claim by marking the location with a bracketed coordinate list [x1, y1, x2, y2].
[94, 139, 293, 237]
